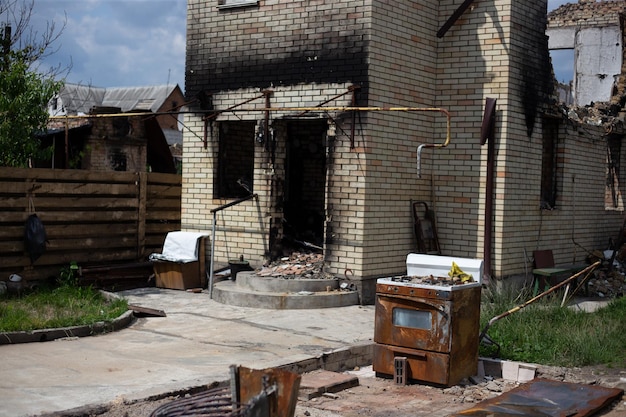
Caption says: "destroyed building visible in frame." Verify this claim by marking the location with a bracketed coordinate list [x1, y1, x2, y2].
[43, 84, 184, 172]
[181, 0, 626, 303]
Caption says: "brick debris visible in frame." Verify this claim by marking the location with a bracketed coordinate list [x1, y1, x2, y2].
[256, 252, 335, 279]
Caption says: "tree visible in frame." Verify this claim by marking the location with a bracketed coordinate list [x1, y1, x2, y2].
[0, 0, 67, 167]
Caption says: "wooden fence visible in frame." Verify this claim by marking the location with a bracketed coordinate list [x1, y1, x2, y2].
[0, 167, 181, 282]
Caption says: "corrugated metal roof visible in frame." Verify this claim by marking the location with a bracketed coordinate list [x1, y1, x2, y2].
[57, 83, 180, 114]
[57, 84, 106, 114]
[101, 85, 178, 112]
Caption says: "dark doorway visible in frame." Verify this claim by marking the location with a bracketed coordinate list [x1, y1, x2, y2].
[283, 120, 327, 248]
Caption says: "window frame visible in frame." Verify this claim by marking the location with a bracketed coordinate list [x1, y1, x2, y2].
[217, 0, 258, 10]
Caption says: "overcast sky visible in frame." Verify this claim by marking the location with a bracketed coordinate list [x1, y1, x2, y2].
[25, 0, 572, 90]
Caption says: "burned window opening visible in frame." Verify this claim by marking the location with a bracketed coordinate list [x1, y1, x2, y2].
[540, 118, 560, 210]
[605, 134, 623, 210]
[110, 148, 127, 172]
[282, 120, 327, 250]
[215, 121, 255, 199]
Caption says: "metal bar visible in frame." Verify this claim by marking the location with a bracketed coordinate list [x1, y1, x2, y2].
[437, 0, 476, 38]
[210, 193, 258, 214]
[208, 193, 258, 299]
[209, 210, 217, 299]
[202, 93, 267, 122]
[350, 88, 357, 148]
[264, 90, 271, 151]
[295, 85, 359, 117]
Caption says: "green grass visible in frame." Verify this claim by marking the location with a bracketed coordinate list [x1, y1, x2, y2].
[479, 285, 626, 368]
[0, 284, 128, 332]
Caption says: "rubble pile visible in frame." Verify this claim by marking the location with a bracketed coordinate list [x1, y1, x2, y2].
[583, 250, 626, 298]
[586, 268, 626, 298]
[256, 252, 335, 279]
[561, 102, 625, 129]
[443, 378, 517, 404]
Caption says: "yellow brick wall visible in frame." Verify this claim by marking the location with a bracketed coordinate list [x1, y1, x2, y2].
[183, 0, 625, 299]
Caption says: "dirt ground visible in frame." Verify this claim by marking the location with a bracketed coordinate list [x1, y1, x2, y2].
[48, 363, 625, 417]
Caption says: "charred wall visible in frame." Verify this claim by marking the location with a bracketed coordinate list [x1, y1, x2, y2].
[185, 0, 370, 104]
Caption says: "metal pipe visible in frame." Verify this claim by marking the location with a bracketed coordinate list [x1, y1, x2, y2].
[209, 210, 217, 299]
[482, 98, 497, 280]
[416, 108, 452, 177]
[208, 193, 258, 298]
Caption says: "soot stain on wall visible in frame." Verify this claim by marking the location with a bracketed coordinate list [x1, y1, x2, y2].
[186, 39, 369, 103]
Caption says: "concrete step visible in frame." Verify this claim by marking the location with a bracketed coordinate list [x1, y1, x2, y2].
[211, 272, 359, 309]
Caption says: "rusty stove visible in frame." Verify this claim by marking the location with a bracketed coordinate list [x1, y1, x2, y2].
[373, 254, 483, 387]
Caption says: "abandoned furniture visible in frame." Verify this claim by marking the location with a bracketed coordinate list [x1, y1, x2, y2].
[532, 250, 587, 296]
[373, 254, 483, 386]
[150, 231, 209, 290]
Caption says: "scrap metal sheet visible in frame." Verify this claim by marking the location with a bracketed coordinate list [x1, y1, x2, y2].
[452, 378, 623, 417]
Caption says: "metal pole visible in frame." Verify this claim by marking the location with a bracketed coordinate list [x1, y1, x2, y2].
[209, 211, 217, 299]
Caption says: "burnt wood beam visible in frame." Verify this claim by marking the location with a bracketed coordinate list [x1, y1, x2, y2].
[437, 0, 476, 38]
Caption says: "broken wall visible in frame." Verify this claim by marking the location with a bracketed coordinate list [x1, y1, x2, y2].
[547, 1, 625, 106]
[82, 115, 147, 172]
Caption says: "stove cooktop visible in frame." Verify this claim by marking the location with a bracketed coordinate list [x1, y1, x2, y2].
[377, 275, 481, 291]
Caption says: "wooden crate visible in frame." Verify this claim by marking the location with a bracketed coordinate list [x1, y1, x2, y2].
[153, 238, 206, 290]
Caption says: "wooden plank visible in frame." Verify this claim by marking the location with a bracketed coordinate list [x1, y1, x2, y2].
[0, 181, 138, 195]
[128, 305, 167, 317]
[46, 236, 137, 251]
[146, 184, 182, 197]
[0, 166, 137, 183]
[145, 198, 181, 209]
[0, 211, 138, 223]
[2, 196, 139, 210]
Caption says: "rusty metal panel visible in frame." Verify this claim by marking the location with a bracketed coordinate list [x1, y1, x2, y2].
[373, 343, 451, 386]
[452, 378, 624, 417]
[237, 366, 301, 417]
[374, 294, 451, 352]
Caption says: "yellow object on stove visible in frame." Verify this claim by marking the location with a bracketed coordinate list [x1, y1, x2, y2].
[448, 261, 474, 283]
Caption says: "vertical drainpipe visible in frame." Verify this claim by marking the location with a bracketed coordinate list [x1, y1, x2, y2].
[481, 98, 497, 282]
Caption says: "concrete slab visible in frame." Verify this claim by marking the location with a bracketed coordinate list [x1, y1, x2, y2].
[0, 287, 375, 417]
[299, 370, 359, 399]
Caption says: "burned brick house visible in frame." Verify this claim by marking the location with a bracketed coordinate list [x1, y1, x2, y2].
[181, 0, 626, 303]
[43, 84, 184, 172]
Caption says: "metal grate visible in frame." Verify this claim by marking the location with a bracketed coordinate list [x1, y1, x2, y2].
[150, 386, 250, 417]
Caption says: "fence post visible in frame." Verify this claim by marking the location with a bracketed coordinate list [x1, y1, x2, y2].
[137, 172, 147, 259]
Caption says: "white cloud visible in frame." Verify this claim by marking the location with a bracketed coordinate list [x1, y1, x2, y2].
[29, 0, 186, 88]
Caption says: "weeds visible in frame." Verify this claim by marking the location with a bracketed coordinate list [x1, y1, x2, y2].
[480, 284, 626, 368]
[0, 283, 128, 332]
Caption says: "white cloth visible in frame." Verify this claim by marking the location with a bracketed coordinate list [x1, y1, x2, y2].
[149, 231, 208, 263]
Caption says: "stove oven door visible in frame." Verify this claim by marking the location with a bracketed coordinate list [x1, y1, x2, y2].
[374, 293, 451, 353]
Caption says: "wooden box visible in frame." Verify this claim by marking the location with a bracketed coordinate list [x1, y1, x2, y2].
[153, 238, 206, 290]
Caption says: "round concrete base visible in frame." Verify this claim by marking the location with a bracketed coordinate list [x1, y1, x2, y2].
[212, 272, 359, 309]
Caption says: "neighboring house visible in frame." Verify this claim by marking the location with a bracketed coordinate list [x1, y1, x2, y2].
[44, 84, 184, 172]
[181, 0, 626, 303]
[547, 0, 625, 106]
